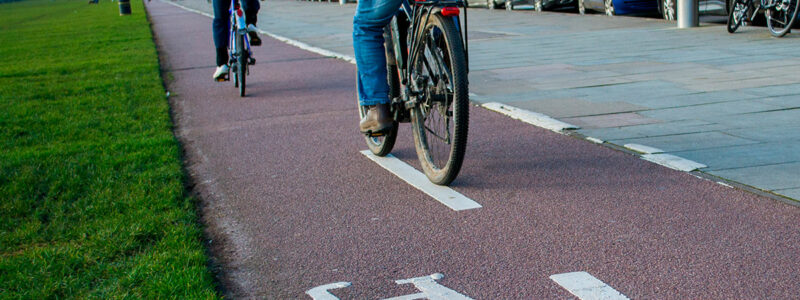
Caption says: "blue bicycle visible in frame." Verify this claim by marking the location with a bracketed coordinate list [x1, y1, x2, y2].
[228, 0, 255, 96]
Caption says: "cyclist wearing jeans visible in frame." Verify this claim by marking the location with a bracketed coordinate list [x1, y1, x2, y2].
[213, 0, 262, 80]
[354, 0, 403, 134]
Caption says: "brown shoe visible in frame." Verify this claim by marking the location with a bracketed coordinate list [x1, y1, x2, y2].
[359, 103, 393, 135]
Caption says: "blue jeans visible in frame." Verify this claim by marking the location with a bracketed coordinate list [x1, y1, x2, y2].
[213, 0, 260, 66]
[353, 0, 403, 106]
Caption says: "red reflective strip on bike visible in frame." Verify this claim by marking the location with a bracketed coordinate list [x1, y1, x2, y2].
[441, 7, 460, 17]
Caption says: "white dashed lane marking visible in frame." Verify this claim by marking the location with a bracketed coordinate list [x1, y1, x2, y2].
[361, 151, 482, 211]
[481, 102, 580, 133]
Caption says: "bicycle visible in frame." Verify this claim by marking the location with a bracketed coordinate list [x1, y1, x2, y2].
[360, 0, 470, 186]
[225, 0, 256, 96]
[727, 0, 799, 37]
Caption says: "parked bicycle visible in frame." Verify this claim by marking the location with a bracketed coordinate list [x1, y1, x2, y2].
[727, 0, 799, 37]
[361, 0, 470, 186]
[225, 0, 256, 96]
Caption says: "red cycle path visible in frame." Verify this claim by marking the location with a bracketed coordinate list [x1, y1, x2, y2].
[147, 1, 800, 298]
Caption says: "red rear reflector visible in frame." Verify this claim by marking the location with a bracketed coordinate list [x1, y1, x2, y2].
[441, 7, 460, 16]
[236, 9, 243, 17]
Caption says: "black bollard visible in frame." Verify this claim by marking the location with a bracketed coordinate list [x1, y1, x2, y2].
[119, 0, 131, 15]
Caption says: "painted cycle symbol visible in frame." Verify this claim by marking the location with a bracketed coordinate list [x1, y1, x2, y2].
[306, 273, 473, 300]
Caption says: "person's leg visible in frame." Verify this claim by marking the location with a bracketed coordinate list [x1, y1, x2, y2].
[242, 0, 262, 46]
[242, 0, 260, 26]
[212, 0, 232, 66]
[353, 0, 403, 106]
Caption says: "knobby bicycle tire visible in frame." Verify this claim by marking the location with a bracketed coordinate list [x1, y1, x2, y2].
[767, 0, 799, 37]
[727, 0, 749, 33]
[410, 13, 469, 186]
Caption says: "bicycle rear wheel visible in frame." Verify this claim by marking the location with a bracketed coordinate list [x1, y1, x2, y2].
[359, 68, 399, 157]
[237, 32, 247, 96]
[410, 12, 469, 186]
[727, 0, 749, 33]
[767, 0, 799, 37]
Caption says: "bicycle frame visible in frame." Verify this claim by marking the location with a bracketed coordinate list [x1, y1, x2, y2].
[388, 0, 469, 111]
[229, 0, 251, 64]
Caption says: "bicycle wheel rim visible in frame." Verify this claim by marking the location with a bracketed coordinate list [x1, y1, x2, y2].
[410, 13, 468, 186]
[767, 0, 799, 37]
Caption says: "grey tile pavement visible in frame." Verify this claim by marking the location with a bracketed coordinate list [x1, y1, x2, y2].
[168, 0, 800, 201]
[712, 162, 800, 191]
[673, 141, 800, 171]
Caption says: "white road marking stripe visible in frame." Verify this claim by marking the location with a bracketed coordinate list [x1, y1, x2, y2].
[306, 282, 351, 300]
[641, 153, 707, 172]
[481, 102, 579, 133]
[259, 32, 356, 64]
[360, 151, 481, 211]
[550, 272, 630, 300]
[718, 181, 733, 188]
[624, 143, 664, 154]
[586, 136, 604, 144]
[161, 0, 213, 17]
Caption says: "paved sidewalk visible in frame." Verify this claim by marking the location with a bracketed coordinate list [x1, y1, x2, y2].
[171, 0, 800, 202]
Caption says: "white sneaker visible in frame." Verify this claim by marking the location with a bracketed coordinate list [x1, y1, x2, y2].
[213, 64, 229, 81]
[246, 24, 260, 32]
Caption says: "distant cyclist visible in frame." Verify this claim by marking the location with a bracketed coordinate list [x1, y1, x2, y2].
[213, 0, 263, 81]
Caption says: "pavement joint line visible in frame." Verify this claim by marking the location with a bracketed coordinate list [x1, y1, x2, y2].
[360, 150, 482, 211]
[481, 102, 580, 133]
[550, 272, 630, 300]
[623, 143, 664, 154]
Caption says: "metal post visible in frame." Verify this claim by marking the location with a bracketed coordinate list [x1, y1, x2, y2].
[119, 0, 131, 15]
[677, 0, 698, 28]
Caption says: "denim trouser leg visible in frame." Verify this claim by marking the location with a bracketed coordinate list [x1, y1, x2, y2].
[213, 0, 260, 66]
[353, 0, 403, 106]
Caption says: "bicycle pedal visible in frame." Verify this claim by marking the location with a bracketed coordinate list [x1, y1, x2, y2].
[215, 75, 229, 82]
[248, 57, 256, 65]
[362, 129, 388, 137]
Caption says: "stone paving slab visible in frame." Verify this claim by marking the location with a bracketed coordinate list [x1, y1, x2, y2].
[673, 141, 800, 171]
[638, 100, 783, 121]
[712, 162, 800, 191]
[610, 131, 760, 152]
[775, 188, 800, 200]
[580, 120, 728, 140]
[168, 0, 800, 201]
[510, 98, 647, 118]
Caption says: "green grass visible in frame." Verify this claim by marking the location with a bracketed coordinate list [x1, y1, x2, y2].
[0, 0, 219, 298]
